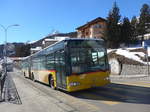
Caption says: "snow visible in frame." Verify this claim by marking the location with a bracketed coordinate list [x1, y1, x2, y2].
[116, 49, 144, 63]
[42, 37, 69, 44]
[44, 39, 57, 41]
[126, 47, 143, 50]
[131, 52, 145, 57]
[107, 49, 116, 53]
[28, 40, 38, 44]
[115, 49, 148, 65]
[54, 36, 70, 41]
[30, 46, 42, 51]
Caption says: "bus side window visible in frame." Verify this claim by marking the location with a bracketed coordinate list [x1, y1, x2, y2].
[46, 53, 55, 70]
[40, 56, 46, 70]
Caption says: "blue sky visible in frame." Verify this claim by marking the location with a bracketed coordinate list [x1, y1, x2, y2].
[0, 0, 149, 44]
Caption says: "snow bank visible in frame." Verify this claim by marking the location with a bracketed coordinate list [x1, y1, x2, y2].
[115, 49, 148, 65]
[131, 52, 145, 57]
[107, 49, 116, 53]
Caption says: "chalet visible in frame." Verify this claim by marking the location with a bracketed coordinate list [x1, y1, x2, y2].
[76, 17, 107, 39]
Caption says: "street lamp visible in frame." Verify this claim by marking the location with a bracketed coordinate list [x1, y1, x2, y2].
[0, 24, 19, 74]
[0, 24, 19, 43]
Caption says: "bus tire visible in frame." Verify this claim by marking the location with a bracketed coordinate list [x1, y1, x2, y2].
[24, 72, 28, 78]
[49, 75, 55, 89]
[24, 72, 26, 77]
[31, 73, 35, 82]
[29, 74, 32, 79]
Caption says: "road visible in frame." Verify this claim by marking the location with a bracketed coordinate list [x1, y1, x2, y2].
[0, 68, 150, 112]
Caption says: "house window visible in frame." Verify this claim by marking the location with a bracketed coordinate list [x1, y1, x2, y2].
[78, 31, 82, 37]
[93, 31, 102, 35]
[86, 32, 89, 36]
[93, 24, 102, 28]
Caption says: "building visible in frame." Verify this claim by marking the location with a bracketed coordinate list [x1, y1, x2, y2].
[30, 46, 42, 54]
[144, 33, 150, 40]
[137, 33, 150, 40]
[76, 17, 107, 39]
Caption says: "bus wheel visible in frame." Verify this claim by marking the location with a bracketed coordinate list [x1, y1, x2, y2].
[24, 72, 26, 77]
[49, 76, 55, 89]
[31, 73, 35, 82]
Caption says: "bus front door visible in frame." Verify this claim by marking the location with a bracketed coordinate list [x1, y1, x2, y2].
[55, 50, 67, 89]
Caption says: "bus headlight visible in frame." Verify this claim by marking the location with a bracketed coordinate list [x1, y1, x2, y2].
[69, 82, 80, 86]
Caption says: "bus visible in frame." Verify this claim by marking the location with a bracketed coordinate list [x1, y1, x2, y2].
[21, 38, 110, 92]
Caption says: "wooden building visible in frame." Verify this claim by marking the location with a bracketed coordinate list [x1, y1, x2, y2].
[76, 17, 107, 39]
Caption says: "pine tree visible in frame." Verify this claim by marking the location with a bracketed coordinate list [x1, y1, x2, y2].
[131, 16, 138, 43]
[14, 43, 31, 57]
[106, 2, 121, 48]
[121, 17, 133, 46]
[137, 4, 150, 41]
[131, 16, 138, 28]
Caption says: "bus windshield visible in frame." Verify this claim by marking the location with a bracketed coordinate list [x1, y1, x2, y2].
[68, 40, 108, 74]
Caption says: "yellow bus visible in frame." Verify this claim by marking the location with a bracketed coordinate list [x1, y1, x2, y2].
[21, 38, 110, 92]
